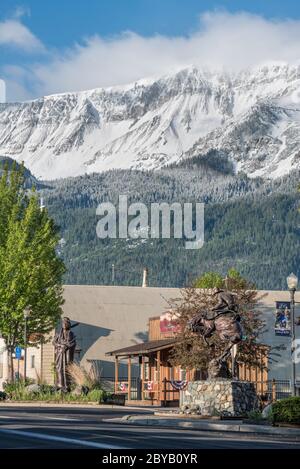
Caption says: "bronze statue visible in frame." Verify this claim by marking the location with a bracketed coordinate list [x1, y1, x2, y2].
[53, 317, 77, 391]
[212, 288, 239, 316]
[188, 289, 243, 378]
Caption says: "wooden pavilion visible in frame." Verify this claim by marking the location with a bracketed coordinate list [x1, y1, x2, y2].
[107, 315, 268, 406]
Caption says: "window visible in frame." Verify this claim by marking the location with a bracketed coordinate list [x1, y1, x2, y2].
[31, 355, 35, 369]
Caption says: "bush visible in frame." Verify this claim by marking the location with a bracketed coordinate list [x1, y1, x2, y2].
[3, 378, 34, 397]
[271, 397, 300, 425]
[67, 362, 101, 390]
[2, 380, 106, 403]
[3, 381, 26, 399]
[2, 376, 106, 403]
[0, 391, 7, 400]
[87, 388, 105, 402]
[247, 410, 264, 422]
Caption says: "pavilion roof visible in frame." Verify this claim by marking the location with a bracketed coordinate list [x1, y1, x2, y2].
[106, 338, 177, 357]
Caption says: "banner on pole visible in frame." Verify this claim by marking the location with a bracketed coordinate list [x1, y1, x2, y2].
[275, 301, 291, 336]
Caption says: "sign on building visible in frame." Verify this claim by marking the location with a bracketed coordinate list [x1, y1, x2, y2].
[160, 311, 181, 334]
[275, 301, 291, 336]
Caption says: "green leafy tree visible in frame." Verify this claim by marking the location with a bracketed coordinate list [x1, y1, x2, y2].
[193, 272, 224, 289]
[0, 164, 65, 382]
[194, 268, 253, 290]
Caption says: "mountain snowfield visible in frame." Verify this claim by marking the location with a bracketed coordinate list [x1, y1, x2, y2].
[0, 64, 300, 180]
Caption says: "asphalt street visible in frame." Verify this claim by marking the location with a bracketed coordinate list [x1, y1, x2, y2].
[0, 405, 300, 449]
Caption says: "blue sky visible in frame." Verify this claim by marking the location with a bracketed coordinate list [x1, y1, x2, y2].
[2, 1, 300, 45]
[1, 1, 300, 100]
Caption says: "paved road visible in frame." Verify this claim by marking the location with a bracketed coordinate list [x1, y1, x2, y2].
[0, 405, 300, 449]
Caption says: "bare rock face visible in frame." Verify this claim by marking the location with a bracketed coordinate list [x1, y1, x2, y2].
[1, 64, 300, 180]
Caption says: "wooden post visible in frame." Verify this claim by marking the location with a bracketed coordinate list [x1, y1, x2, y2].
[260, 354, 264, 396]
[128, 356, 131, 401]
[141, 356, 145, 401]
[157, 350, 161, 402]
[255, 360, 258, 394]
[114, 357, 119, 394]
[272, 378, 276, 402]
[163, 377, 167, 407]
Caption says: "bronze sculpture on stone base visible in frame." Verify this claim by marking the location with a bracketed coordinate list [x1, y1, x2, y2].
[53, 317, 78, 391]
[188, 288, 243, 378]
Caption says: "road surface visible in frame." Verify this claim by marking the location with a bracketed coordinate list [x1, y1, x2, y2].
[0, 405, 299, 449]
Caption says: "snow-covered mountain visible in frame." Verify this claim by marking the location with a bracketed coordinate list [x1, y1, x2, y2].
[1, 64, 300, 180]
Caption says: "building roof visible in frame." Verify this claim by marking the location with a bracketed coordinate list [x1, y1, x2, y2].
[107, 338, 177, 357]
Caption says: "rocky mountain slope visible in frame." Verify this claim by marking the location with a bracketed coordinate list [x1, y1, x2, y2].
[0, 64, 300, 180]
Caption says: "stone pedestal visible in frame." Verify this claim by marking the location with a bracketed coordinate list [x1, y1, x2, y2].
[182, 380, 259, 417]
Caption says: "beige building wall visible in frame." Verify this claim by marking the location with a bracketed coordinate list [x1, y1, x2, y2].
[41, 334, 55, 384]
[0, 340, 42, 389]
[25, 345, 42, 382]
[62, 285, 179, 377]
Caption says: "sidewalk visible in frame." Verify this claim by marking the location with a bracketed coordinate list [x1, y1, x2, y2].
[103, 414, 300, 437]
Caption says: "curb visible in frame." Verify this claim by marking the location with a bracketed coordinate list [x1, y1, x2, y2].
[0, 402, 158, 411]
[102, 415, 300, 437]
[0, 402, 99, 408]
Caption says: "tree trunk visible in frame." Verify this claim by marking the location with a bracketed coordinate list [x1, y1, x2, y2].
[6, 345, 14, 383]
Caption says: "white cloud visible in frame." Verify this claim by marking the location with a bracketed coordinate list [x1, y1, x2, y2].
[3, 11, 300, 101]
[13, 6, 31, 19]
[0, 18, 43, 52]
[0, 79, 6, 102]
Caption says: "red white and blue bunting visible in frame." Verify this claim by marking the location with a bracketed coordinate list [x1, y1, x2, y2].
[170, 380, 188, 390]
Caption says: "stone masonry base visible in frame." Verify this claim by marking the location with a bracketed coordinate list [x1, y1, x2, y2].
[182, 380, 259, 417]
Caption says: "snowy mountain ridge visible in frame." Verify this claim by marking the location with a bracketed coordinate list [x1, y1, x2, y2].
[0, 63, 300, 180]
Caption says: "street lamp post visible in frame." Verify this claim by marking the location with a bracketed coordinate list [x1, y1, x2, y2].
[287, 273, 298, 397]
[23, 307, 31, 383]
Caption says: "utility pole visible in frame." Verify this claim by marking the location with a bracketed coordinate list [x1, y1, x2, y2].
[23, 307, 31, 382]
[111, 264, 115, 285]
[287, 273, 298, 397]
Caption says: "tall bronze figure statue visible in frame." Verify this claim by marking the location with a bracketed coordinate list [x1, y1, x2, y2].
[188, 288, 243, 378]
[53, 317, 77, 391]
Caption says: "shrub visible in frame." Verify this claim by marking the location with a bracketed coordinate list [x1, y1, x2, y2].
[271, 397, 300, 425]
[2, 373, 106, 403]
[67, 362, 101, 390]
[247, 410, 264, 422]
[2, 381, 56, 401]
[3, 381, 26, 399]
[39, 384, 56, 394]
[87, 388, 105, 402]
[66, 363, 87, 387]
[3, 378, 34, 395]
